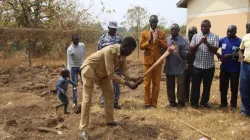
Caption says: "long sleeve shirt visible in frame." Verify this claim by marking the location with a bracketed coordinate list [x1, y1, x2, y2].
[97, 33, 123, 50]
[56, 76, 77, 94]
[80, 44, 132, 85]
[163, 35, 189, 75]
[140, 28, 167, 65]
[190, 32, 219, 69]
[67, 43, 85, 71]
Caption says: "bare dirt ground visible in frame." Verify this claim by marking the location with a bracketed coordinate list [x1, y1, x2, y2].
[1, 60, 250, 140]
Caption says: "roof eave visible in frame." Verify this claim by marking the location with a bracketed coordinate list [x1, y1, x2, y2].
[177, 0, 187, 8]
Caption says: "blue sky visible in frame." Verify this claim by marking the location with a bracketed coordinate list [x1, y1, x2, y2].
[84, 0, 187, 28]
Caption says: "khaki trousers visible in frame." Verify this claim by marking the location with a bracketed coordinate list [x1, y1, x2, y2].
[79, 66, 114, 131]
[143, 64, 162, 106]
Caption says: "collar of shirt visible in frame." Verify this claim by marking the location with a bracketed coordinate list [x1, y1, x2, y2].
[170, 35, 181, 41]
[169, 35, 182, 45]
[72, 43, 81, 47]
[116, 45, 126, 61]
[150, 27, 158, 40]
[116, 46, 126, 61]
[204, 32, 211, 37]
[227, 36, 238, 41]
[60, 76, 66, 80]
[150, 27, 158, 32]
[116, 45, 121, 56]
[106, 33, 118, 38]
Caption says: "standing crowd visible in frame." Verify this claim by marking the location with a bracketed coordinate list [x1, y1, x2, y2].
[54, 15, 250, 140]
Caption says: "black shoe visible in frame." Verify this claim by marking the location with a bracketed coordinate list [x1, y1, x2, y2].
[184, 100, 189, 103]
[220, 104, 228, 108]
[107, 122, 119, 127]
[242, 114, 250, 117]
[114, 104, 121, 109]
[64, 111, 70, 114]
[231, 105, 237, 108]
[191, 103, 199, 108]
[177, 102, 185, 108]
[170, 102, 177, 107]
[144, 105, 151, 109]
[200, 104, 211, 109]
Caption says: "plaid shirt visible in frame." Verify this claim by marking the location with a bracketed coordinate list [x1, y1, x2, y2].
[190, 32, 219, 69]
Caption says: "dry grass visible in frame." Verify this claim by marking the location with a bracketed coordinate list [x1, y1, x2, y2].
[86, 61, 250, 140]
[1, 48, 250, 140]
[0, 45, 144, 68]
[0, 43, 99, 68]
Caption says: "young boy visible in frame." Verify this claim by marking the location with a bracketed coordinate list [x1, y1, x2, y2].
[56, 68, 77, 114]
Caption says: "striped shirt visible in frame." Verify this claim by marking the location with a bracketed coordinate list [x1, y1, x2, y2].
[190, 32, 219, 69]
[164, 35, 189, 75]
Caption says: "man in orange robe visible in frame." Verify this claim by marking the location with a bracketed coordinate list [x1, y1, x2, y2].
[140, 15, 167, 109]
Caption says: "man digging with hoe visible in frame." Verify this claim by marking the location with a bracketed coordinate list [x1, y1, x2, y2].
[79, 36, 175, 139]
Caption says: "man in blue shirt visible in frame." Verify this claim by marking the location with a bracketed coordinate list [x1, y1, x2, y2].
[216, 25, 241, 108]
[163, 23, 189, 107]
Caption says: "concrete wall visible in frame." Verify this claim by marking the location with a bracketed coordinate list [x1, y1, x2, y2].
[186, 0, 250, 38]
[247, 0, 250, 23]
[188, 0, 249, 15]
[187, 13, 248, 38]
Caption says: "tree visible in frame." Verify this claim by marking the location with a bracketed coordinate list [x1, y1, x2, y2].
[179, 24, 186, 35]
[0, 0, 104, 58]
[117, 27, 127, 36]
[164, 24, 186, 35]
[122, 6, 149, 59]
[0, 0, 99, 29]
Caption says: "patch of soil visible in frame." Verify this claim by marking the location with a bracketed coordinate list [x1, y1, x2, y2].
[0, 61, 179, 140]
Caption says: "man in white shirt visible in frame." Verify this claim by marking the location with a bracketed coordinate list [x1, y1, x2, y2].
[67, 34, 86, 107]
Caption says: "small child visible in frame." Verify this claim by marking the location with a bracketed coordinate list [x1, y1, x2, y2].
[56, 68, 77, 114]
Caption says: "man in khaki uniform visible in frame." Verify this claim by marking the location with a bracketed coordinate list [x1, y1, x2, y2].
[79, 37, 142, 140]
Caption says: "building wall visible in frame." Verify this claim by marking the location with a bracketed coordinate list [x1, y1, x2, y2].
[188, 0, 249, 15]
[187, 13, 248, 38]
[247, 0, 250, 22]
[186, 0, 250, 38]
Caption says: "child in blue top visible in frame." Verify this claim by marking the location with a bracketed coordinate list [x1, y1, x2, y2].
[56, 68, 77, 114]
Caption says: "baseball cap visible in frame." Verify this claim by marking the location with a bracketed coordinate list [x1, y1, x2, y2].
[108, 21, 118, 29]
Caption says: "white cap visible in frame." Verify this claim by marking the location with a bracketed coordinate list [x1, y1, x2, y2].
[108, 21, 118, 29]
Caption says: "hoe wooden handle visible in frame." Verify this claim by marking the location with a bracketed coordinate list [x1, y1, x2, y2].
[143, 45, 176, 77]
